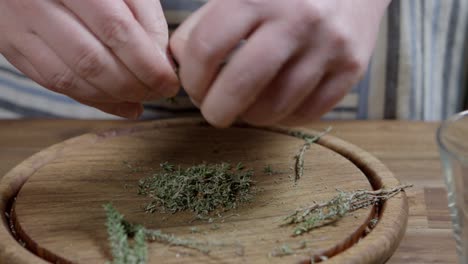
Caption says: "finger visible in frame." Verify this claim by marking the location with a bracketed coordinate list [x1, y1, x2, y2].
[170, 0, 213, 63]
[200, 22, 299, 128]
[11, 32, 120, 103]
[5, 45, 144, 119]
[22, 1, 157, 102]
[172, 0, 265, 104]
[62, 0, 179, 97]
[280, 72, 358, 126]
[124, 0, 169, 50]
[241, 52, 326, 126]
[2, 48, 48, 86]
[74, 98, 143, 119]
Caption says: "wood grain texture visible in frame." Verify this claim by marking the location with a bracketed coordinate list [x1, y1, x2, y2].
[0, 119, 407, 263]
[0, 120, 448, 263]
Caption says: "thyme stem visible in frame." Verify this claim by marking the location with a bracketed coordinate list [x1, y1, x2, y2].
[291, 127, 332, 182]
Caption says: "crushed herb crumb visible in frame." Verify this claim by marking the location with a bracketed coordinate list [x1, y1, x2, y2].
[190, 227, 201, 233]
[263, 165, 274, 175]
[269, 244, 294, 257]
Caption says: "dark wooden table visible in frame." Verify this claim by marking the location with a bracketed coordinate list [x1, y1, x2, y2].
[0, 120, 457, 263]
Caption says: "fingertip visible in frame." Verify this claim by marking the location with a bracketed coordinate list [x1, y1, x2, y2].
[145, 70, 181, 100]
[162, 77, 181, 98]
[189, 96, 201, 108]
[201, 106, 234, 128]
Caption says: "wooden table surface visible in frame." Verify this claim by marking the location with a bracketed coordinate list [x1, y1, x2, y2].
[0, 119, 457, 263]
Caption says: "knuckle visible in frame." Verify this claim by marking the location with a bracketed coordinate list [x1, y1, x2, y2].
[327, 27, 366, 76]
[329, 26, 350, 50]
[295, 1, 323, 28]
[100, 15, 132, 47]
[284, 1, 323, 40]
[74, 47, 105, 79]
[48, 71, 76, 93]
[346, 55, 366, 76]
[190, 35, 218, 65]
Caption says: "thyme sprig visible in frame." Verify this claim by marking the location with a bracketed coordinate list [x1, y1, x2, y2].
[122, 220, 217, 254]
[291, 127, 332, 182]
[105, 203, 234, 263]
[104, 204, 148, 264]
[282, 184, 412, 236]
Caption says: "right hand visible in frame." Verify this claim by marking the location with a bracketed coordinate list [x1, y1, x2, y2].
[0, 0, 180, 118]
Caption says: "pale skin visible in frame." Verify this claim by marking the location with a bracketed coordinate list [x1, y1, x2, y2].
[0, 0, 390, 125]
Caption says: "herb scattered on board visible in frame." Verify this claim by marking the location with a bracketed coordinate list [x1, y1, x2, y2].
[263, 164, 281, 176]
[291, 127, 332, 182]
[104, 203, 232, 263]
[269, 244, 294, 257]
[138, 162, 255, 216]
[281, 184, 413, 236]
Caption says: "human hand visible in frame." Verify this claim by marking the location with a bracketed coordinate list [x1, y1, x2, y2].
[0, 0, 179, 118]
[170, 0, 390, 127]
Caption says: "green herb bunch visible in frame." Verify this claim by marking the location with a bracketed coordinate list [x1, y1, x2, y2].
[104, 204, 147, 264]
[138, 162, 255, 215]
[104, 204, 222, 264]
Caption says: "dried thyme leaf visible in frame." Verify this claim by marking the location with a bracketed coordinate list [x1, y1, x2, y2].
[269, 244, 294, 257]
[263, 165, 274, 175]
[138, 162, 255, 215]
[236, 162, 245, 171]
[190, 227, 201, 233]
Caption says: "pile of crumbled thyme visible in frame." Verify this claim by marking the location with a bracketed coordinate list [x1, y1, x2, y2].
[138, 162, 254, 216]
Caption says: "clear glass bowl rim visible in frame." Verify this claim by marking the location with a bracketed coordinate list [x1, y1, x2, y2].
[437, 110, 468, 164]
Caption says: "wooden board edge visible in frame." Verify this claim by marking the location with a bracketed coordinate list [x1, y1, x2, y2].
[0, 118, 408, 264]
[0, 134, 102, 264]
[314, 134, 409, 264]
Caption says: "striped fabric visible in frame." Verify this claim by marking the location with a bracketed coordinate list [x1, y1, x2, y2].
[0, 0, 466, 120]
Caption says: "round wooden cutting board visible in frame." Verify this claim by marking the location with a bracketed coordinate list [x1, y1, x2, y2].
[0, 119, 408, 264]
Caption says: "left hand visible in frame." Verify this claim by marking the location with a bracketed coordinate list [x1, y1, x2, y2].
[170, 0, 390, 127]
